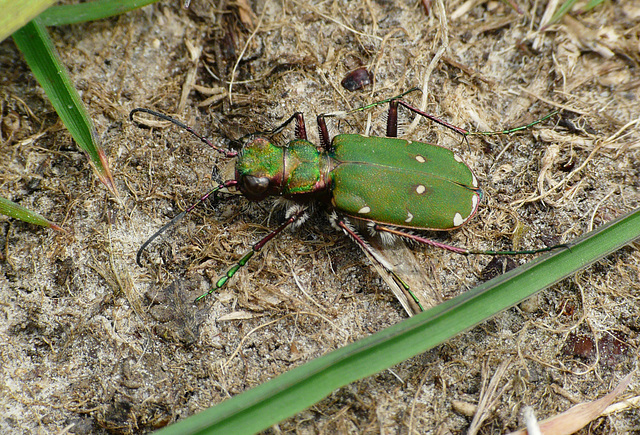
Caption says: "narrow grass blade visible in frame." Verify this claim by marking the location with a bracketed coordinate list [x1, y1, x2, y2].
[39, 0, 161, 27]
[155, 208, 640, 434]
[12, 19, 118, 197]
[546, 0, 605, 28]
[0, 0, 56, 42]
[0, 197, 63, 231]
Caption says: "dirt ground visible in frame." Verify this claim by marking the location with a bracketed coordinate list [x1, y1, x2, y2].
[1, 0, 639, 433]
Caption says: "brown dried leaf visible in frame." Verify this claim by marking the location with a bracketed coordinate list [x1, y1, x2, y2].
[235, 0, 257, 28]
[508, 372, 634, 435]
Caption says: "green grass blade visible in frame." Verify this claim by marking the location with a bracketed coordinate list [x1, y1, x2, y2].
[39, 0, 161, 27]
[12, 19, 118, 197]
[547, 0, 605, 27]
[0, 0, 56, 42]
[0, 197, 63, 231]
[548, 0, 578, 25]
[584, 0, 605, 9]
[155, 208, 640, 434]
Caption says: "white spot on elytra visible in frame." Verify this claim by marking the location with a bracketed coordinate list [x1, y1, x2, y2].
[453, 212, 464, 226]
[415, 155, 426, 163]
[405, 212, 414, 223]
[416, 185, 426, 194]
[472, 194, 479, 210]
[358, 206, 371, 214]
[454, 154, 463, 163]
[472, 173, 479, 188]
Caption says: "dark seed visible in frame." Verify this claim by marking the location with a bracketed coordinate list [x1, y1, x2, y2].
[341, 67, 373, 92]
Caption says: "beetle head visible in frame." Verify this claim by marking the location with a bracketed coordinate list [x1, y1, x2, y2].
[235, 137, 285, 200]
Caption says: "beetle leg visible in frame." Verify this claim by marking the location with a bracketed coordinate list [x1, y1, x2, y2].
[194, 205, 308, 302]
[373, 224, 469, 254]
[374, 224, 561, 256]
[386, 100, 399, 138]
[316, 114, 332, 151]
[393, 100, 469, 140]
[262, 112, 307, 140]
[393, 100, 559, 142]
[293, 113, 307, 140]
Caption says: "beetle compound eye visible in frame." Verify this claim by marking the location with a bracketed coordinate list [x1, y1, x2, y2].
[243, 175, 270, 196]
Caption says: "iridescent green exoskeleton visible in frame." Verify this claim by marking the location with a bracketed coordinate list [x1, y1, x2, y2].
[130, 90, 559, 315]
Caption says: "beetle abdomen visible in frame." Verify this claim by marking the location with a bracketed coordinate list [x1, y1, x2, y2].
[330, 134, 481, 230]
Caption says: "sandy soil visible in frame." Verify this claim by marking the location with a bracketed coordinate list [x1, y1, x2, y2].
[1, 0, 638, 433]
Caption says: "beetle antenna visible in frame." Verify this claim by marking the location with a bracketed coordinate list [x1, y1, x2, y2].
[136, 180, 238, 267]
[130, 108, 238, 158]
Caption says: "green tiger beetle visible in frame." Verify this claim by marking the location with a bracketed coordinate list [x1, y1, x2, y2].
[130, 89, 560, 309]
